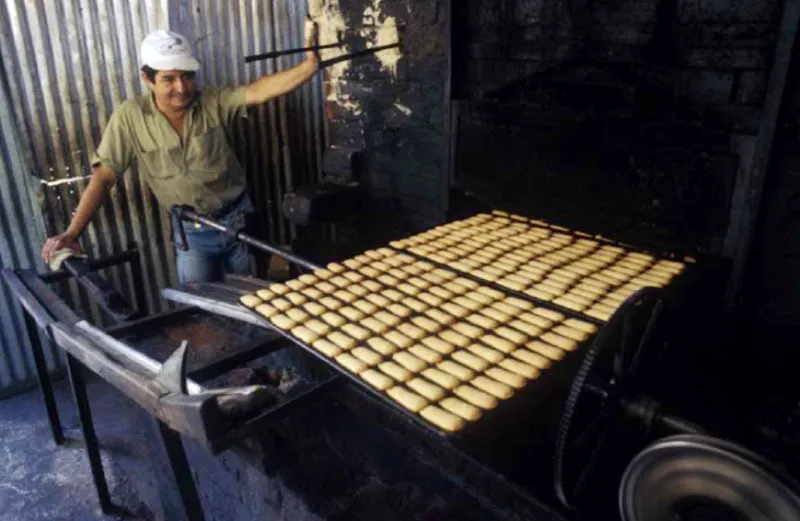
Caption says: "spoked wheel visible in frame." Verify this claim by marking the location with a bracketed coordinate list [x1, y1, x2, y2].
[553, 288, 667, 509]
[619, 434, 800, 521]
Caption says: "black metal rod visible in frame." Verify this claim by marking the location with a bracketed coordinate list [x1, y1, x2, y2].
[65, 354, 114, 514]
[40, 247, 141, 283]
[22, 311, 65, 445]
[156, 421, 206, 521]
[319, 42, 400, 69]
[245, 41, 343, 62]
[172, 206, 322, 271]
[128, 241, 149, 316]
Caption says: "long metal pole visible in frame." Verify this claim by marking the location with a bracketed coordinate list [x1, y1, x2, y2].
[318, 42, 400, 70]
[171, 206, 322, 271]
[244, 41, 342, 62]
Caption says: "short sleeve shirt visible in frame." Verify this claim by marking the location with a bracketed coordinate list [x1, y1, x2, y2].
[91, 86, 248, 214]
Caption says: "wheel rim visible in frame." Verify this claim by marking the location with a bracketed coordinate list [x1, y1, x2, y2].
[553, 288, 664, 509]
[619, 434, 800, 521]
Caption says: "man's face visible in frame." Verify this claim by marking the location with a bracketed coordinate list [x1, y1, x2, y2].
[144, 69, 196, 111]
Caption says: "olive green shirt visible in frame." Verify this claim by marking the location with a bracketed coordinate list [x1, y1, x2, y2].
[91, 86, 248, 214]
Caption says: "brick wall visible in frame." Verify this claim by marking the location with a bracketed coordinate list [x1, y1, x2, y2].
[309, 0, 785, 257]
[456, 0, 780, 252]
[310, 0, 447, 230]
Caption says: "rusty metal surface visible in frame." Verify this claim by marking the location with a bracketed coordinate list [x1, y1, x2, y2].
[0, 0, 325, 347]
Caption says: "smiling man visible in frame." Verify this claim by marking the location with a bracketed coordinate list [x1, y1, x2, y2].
[41, 24, 319, 283]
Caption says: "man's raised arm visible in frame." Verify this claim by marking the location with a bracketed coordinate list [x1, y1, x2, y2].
[244, 19, 320, 105]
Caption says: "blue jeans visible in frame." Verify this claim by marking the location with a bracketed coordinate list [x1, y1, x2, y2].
[174, 195, 254, 284]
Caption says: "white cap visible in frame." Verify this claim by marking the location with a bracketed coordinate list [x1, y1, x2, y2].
[140, 30, 200, 71]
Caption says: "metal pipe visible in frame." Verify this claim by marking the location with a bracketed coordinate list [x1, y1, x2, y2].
[318, 42, 400, 70]
[171, 206, 322, 271]
[244, 41, 343, 63]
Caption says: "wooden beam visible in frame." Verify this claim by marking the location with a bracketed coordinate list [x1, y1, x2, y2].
[723, 0, 800, 308]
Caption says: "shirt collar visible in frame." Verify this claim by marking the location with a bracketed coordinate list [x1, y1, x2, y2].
[141, 90, 201, 115]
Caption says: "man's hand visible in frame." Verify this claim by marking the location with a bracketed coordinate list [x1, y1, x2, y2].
[304, 16, 319, 67]
[41, 233, 81, 266]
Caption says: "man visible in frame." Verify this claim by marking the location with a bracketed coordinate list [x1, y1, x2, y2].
[41, 22, 319, 283]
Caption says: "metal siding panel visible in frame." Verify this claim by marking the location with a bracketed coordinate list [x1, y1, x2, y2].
[0, 48, 61, 390]
[0, 0, 324, 393]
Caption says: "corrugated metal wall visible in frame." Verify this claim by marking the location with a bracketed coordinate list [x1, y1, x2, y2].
[0, 0, 325, 393]
[0, 51, 62, 395]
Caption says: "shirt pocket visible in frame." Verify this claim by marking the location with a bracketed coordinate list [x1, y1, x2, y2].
[140, 145, 181, 179]
[189, 126, 231, 180]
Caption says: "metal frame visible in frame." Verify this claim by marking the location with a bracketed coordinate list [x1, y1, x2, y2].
[1, 243, 340, 520]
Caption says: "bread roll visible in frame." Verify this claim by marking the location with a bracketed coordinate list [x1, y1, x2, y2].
[472, 375, 513, 399]
[311, 338, 341, 357]
[239, 295, 263, 309]
[421, 336, 455, 354]
[361, 369, 393, 390]
[322, 312, 346, 327]
[339, 306, 365, 322]
[485, 367, 526, 389]
[499, 358, 539, 379]
[366, 337, 397, 356]
[422, 368, 459, 389]
[286, 308, 309, 323]
[255, 303, 279, 318]
[409, 345, 443, 364]
[269, 314, 296, 330]
[385, 331, 413, 348]
[352, 347, 382, 366]
[379, 361, 412, 382]
[407, 377, 445, 401]
[393, 352, 427, 372]
[291, 326, 318, 344]
[330, 331, 357, 350]
[337, 353, 367, 373]
[420, 405, 465, 432]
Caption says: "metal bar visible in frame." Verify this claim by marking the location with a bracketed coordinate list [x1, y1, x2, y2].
[318, 42, 400, 70]
[62, 258, 141, 323]
[171, 206, 322, 271]
[22, 310, 65, 445]
[442, 0, 454, 215]
[244, 41, 342, 62]
[156, 420, 207, 521]
[65, 353, 114, 514]
[161, 288, 272, 329]
[127, 242, 149, 316]
[39, 247, 141, 283]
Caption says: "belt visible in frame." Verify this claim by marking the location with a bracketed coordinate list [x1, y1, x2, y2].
[206, 191, 246, 219]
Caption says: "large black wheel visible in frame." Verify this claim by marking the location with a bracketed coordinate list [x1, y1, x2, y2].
[553, 288, 666, 509]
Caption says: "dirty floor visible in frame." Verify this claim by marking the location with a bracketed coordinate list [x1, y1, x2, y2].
[0, 378, 148, 521]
